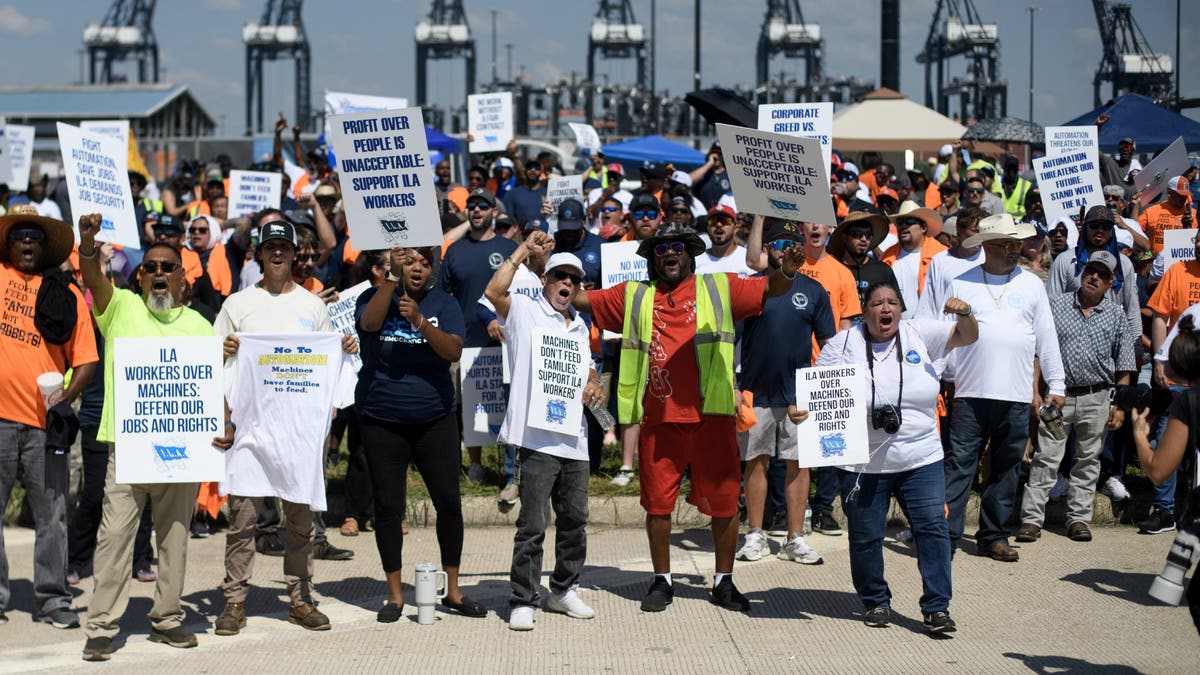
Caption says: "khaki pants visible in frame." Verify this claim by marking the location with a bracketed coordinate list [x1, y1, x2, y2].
[84, 446, 197, 639]
[220, 495, 314, 606]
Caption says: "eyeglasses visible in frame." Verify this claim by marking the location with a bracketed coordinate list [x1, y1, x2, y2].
[295, 254, 317, 262]
[769, 239, 797, 251]
[844, 229, 874, 240]
[188, 227, 208, 234]
[653, 241, 686, 256]
[896, 218, 924, 228]
[633, 209, 659, 221]
[142, 260, 180, 274]
[600, 206, 620, 213]
[966, 187, 986, 194]
[551, 269, 583, 285]
[7, 227, 44, 242]
[466, 202, 491, 211]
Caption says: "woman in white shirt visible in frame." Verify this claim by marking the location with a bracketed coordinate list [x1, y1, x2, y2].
[807, 281, 977, 633]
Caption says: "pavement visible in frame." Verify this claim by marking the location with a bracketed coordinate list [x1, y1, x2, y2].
[0, 518, 1195, 674]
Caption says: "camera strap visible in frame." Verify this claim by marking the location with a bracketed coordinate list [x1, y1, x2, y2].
[863, 324, 903, 412]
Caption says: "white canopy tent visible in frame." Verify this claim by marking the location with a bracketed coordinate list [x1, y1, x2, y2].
[832, 88, 968, 153]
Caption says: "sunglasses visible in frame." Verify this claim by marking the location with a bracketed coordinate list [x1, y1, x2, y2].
[769, 239, 797, 251]
[1086, 221, 1115, 231]
[188, 227, 209, 234]
[896, 218, 924, 228]
[1083, 267, 1114, 281]
[295, 253, 317, 262]
[467, 202, 491, 211]
[551, 269, 583, 285]
[844, 228, 874, 240]
[653, 241, 686, 256]
[939, 188, 958, 195]
[600, 206, 620, 213]
[142, 261, 180, 274]
[966, 187, 986, 194]
[8, 227, 44, 242]
[633, 210, 660, 221]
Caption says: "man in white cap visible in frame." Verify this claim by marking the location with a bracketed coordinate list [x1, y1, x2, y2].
[881, 202, 947, 319]
[486, 231, 605, 631]
[942, 213, 1066, 562]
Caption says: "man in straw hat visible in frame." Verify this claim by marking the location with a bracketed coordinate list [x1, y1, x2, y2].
[881, 201, 947, 319]
[828, 210, 899, 307]
[0, 205, 98, 630]
[941, 213, 1066, 563]
[573, 221, 805, 613]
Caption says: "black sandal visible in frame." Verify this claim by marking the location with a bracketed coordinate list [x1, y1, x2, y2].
[377, 602, 403, 623]
[442, 595, 487, 618]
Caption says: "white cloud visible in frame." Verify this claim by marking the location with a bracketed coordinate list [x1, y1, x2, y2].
[0, 5, 49, 35]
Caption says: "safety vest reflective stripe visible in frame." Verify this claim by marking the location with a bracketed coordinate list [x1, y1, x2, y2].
[1003, 178, 1030, 218]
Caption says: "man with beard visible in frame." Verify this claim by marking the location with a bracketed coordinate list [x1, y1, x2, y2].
[827, 211, 898, 307]
[834, 170, 875, 215]
[881, 202, 947, 319]
[77, 214, 211, 660]
[695, 205, 751, 275]
[577, 223, 805, 614]
[502, 162, 549, 226]
[1139, 176, 1196, 256]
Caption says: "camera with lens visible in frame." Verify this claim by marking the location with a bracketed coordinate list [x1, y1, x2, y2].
[871, 404, 902, 434]
[1148, 489, 1200, 608]
[1111, 385, 1175, 415]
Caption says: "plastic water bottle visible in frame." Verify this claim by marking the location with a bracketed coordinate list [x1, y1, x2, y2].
[804, 507, 812, 536]
[587, 401, 616, 431]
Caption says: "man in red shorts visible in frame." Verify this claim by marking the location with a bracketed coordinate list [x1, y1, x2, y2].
[574, 221, 804, 612]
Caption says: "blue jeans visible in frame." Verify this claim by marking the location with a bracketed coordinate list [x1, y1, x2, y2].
[945, 398, 1029, 547]
[509, 449, 589, 607]
[810, 466, 839, 516]
[838, 462, 952, 613]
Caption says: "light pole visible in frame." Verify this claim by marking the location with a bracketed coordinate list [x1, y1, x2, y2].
[491, 9, 498, 85]
[1027, 6, 1038, 121]
[505, 43, 513, 83]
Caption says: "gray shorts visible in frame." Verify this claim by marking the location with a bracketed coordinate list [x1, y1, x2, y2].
[736, 405, 798, 461]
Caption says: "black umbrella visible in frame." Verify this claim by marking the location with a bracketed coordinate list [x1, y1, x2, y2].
[684, 88, 757, 128]
[961, 117, 1045, 145]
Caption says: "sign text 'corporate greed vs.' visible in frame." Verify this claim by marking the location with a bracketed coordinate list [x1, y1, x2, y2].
[328, 107, 441, 250]
[716, 123, 835, 226]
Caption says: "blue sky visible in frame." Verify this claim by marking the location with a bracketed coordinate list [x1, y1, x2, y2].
[0, 0, 1194, 133]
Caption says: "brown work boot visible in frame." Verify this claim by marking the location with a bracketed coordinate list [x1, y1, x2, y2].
[289, 602, 331, 631]
[975, 540, 1020, 562]
[1015, 523, 1041, 542]
[214, 601, 246, 636]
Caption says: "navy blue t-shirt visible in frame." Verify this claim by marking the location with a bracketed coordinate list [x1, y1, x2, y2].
[439, 234, 519, 347]
[739, 273, 836, 407]
[555, 229, 603, 285]
[501, 184, 547, 225]
[355, 286, 465, 425]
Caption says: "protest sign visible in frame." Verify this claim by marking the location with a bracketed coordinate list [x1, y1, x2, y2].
[6, 124, 35, 192]
[0, 118, 10, 186]
[1134, 137, 1189, 207]
[1160, 228, 1198, 272]
[568, 122, 601, 156]
[526, 328, 587, 434]
[57, 122, 140, 249]
[468, 92, 513, 153]
[1032, 151, 1104, 226]
[757, 102, 833, 182]
[323, 90, 410, 140]
[114, 336, 225, 484]
[228, 169, 282, 218]
[328, 107, 441, 249]
[80, 119, 131, 147]
[600, 240, 646, 288]
[459, 346, 505, 447]
[795, 365, 868, 468]
[545, 174, 583, 232]
[715, 123, 835, 225]
[1044, 126, 1098, 158]
[481, 270, 544, 384]
[327, 280, 371, 372]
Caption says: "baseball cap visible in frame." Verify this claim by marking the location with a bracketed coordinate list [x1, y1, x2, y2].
[259, 219, 297, 247]
[545, 252, 584, 277]
[1119, 137, 1136, 147]
[1083, 204, 1116, 225]
[556, 198, 585, 230]
[669, 170, 693, 187]
[764, 220, 802, 243]
[668, 195, 690, 211]
[1084, 250, 1118, 274]
[605, 162, 625, 177]
[152, 214, 182, 234]
[466, 187, 497, 207]
[939, 144, 954, 157]
[494, 157, 514, 170]
[876, 187, 899, 204]
[640, 161, 666, 179]
[708, 204, 736, 222]
[313, 183, 339, 199]
[1169, 176, 1190, 196]
[835, 168, 858, 182]
[286, 209, 316, 232]
[629, 193, 661, 213]
[1114, 227, 1134, 249]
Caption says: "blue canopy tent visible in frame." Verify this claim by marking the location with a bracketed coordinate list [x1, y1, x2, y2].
[600, 135, 707, 173]
[1061, 94, 1200, 153]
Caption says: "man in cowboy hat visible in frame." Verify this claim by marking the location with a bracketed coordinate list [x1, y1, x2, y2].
[0, 206, 98, 629]
[942, 213, 1066, 562]
[574, 221, 805, 614]
[881, 201, 947, 319]
[828, 211, 899, 307]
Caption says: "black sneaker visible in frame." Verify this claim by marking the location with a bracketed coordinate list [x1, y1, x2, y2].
[314, 541, 354, 561]
[37, 607, 80, 629]
[190, 518, 210, 539]
[923, 611, 957, 633]
[148, 625, 197, 649]
[863, 606, 890, 627]
[709, 577, 750, 612]
[256, 532, 285, 556]
[813, 511, 843, 536]
[765, 511, 788, 537]
[82, 636, 113, 661]
[639, 577, 674, 612]
[1137, 507, 1176, 535]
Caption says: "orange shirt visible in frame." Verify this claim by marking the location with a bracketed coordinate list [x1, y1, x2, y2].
[181, 244, 232, 297]
[880, 237, 948, 297]
[292, 172, 312, 198]
[0, 264, 99, 428]
[1147, 259, 1200, 329]
[925, 182, 942, 210]
[1139, 201, 1193, 256]
[797, 253, 862, 358]
[301, 276, 325, 293]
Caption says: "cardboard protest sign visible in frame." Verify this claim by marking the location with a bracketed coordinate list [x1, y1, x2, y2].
[757, 102, 833, 182]
[1044, 126, 1098, 158]
[326, 280, 371, 372]
[568, 122, 601, 156]
[327, 108, 441, 249]
[323, 90, 410, 141]
[0, 118, 11, 186]
[228, 169, 282, 218]
[57, 123, 140, 249]
[600, 240, 646, 288]
[80, 119, 131, 147]
[1032, 151, 1104, 226]
[546, 174, 583, 232]
[795, 365, 868, 468]
[5, 124, 32, 192]
[526, 328, 587, 434]
[468, 92, 514, 153]
[114, 336, 225, 484]
[1160, 229, 1198, 272]
[1134, 137, 1189, 207]
[715, 123, 835, 225]
[459, 346, 505, 447]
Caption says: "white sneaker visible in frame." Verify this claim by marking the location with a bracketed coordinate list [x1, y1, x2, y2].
[610, 466, 634, 487]
[1048, 476, 1070, 501]
[466, 463, 486, 483]
[736, 529, 769, 562]
[778, 534, 824, 565]
[1100, 476, 1131, 502]
[508, 605, 535, 631]
[546, 589, 595, 619]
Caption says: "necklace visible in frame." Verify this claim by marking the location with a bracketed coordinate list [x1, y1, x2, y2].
[981, 269, 1013, 309]
[871, 337, 898, 362]
[151, 306, 185, 324]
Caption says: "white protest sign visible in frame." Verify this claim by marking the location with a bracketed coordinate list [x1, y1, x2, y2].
[568, 122, 601, 156]
[526, 328, 587, 434]
[715, 123, 835, 225]
[545, 174, 583, 232]
[1160, 229, 1198, 272]
[327, 280, 371, 372]
[57, 123, 140, 249]
[485, 269, 544, 384]
[1032, 151, 1104, 226]
[80, 119, 130, 148]
[459, 346, 505, 447]
[227, 169, 282, 218]
[600, 240, 646, 288]
[114, 336, 225, 484]
[328, 108, 441, 249]
[468, 92, 514, 153]
[795, 365, 868, 468]
[6, 124, 35, 192]
[757, 102, 833, 183]
[0, 118, 11, 186]
[1134, 137, 1189, 207]
[323, 90, 410, 141]
[1044, 126, 1098, 158]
